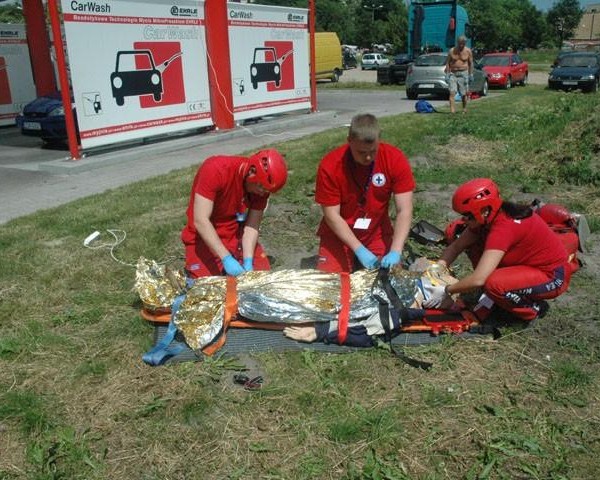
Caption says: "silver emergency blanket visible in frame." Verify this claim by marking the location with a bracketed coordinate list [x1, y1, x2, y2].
[134, 257, 455, 351]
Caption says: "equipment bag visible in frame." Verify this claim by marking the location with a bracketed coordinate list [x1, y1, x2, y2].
[415, 99, 436, 113]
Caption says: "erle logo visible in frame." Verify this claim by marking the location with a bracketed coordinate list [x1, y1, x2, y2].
[287, 13, 305, 22]
[171, 5, 198, 17]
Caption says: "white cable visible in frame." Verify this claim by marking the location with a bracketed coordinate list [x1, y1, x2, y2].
[82, 229, 136, 268]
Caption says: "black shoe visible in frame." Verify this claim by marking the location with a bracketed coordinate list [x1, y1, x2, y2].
[536, 300, 550, 319]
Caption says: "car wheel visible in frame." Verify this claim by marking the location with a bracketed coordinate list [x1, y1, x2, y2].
[590, 78, 599, 93]
[361, 66, 365, 70]
[505, 76, 512, 89]
[521, 73, 528, 86]
[406, 89, 418, 100]
[331, 70, 340, 83]
[481, 80, 489, 97]
[116, 96, 124, 106]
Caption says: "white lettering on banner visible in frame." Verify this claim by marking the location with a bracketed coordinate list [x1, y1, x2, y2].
[63, 13, 203, 26]
[143, 26, 198, 40]
[271, 29, 305, 40]
[80, 112, 211, 139]
[234, 97, 310, 113]
[230, 10, 253, 20]
[70, 1, 111, 13]
[229, 20, 307, 29]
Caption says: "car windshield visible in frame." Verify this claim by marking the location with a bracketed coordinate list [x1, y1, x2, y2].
[559, 55, 598, 67]
[414, 55, 446, 67]
[363, 54, 375, 60]
[481, 56, 510, 67]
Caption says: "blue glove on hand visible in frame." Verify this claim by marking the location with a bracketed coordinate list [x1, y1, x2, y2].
[222, 255, 245, 276]
[354, 245, 379, 270]
[381, 251, 401, 268]
[243, 257, 254, 272]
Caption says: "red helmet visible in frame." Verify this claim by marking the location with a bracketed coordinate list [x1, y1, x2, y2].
[536, 203, 572, 226]
[245, 149, 288, 193]
[452, 178, 502, 225]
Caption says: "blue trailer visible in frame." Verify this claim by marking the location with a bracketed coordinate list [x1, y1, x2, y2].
[407, 0, 471, 60]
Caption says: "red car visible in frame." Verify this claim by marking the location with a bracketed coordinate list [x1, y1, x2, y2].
[479, 52, 528, 89]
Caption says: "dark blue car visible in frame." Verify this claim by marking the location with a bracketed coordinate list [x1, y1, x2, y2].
[15, 92, 77, 144]
[548, 52, 600, 93]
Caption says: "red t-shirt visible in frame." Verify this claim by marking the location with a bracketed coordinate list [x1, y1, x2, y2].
[181, 155, 269, 247]
[315, 142, 415, 244]
[485, 211, 568, 274]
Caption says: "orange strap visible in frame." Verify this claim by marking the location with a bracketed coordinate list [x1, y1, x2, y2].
[202, 276, 238, 356]
[337, 272, 351, 344]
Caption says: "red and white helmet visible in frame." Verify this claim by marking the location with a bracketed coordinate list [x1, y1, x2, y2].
[245, 149, 288, 193]
[452, 178, 502, 225]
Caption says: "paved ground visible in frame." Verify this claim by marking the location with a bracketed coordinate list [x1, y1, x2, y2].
[0, 84, 505, 225]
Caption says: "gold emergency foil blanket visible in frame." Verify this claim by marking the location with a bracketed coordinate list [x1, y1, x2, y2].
[175, 268, 422, 350]
[134, 258, 451, 351]
[134, 257, 186, 312]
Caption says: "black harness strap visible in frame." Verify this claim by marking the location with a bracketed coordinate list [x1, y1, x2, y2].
[372, 268, 432, 371]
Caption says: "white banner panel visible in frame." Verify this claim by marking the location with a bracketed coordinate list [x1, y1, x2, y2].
[0, 25, 36, 127]
[60, 0, 212, 149]
[228, 3, 310, 121]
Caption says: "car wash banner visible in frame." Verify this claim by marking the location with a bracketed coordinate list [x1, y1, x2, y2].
[60, 0, 212, 149]
[227, 3, 310, 121]
[0, 25, 36, 127]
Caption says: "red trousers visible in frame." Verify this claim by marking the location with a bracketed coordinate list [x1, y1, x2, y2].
[317, 233, 391, 273]
[460, 232, 571, 321]
[185, 240, 270, 278]
[483, 264, 570, 321]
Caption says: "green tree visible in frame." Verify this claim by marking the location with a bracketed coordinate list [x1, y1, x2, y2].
[547, 0, 583, 46]
[463, 0, 544, 51]
[0, 5, 24, 23]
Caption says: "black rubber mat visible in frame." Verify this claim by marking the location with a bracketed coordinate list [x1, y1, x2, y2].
[152, 324, 453, 364]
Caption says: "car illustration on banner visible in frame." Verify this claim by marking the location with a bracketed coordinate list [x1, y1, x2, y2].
[110, 50, 164, 106]
[250, 47, 281, 89]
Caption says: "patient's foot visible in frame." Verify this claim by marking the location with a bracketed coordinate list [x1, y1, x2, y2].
[283, 326, 317, 343]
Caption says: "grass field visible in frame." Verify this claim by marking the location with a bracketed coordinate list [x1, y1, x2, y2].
[1, 85, 599, 480]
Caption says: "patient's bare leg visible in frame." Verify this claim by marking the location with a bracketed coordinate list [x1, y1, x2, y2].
[283, 325, 317, 343]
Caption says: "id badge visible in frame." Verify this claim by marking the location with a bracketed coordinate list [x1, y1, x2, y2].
[354, 217, 371, 230]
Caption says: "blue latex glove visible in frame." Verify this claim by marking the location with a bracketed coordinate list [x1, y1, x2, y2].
[222, 255, 245, 276]
[354, 245, 379, 270]
[243, 257, 254, 272]
[381, 251, 401, 268]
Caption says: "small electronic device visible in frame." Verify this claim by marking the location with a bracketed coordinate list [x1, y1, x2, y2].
[83, 231, 101, 246]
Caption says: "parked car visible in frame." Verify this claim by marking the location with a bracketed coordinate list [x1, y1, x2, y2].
[361, 53, 389, 70]
[15, 92, 77, 145]
[479, 52, 528, 89]
[377, 53, 412, 85]
[548, 52, 600, 93]
[405, 53, 488, 100]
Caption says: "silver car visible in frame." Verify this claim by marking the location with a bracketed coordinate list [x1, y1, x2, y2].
[405, 53, 488, 100]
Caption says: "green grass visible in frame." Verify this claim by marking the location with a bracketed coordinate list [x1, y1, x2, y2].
[0, 84, 599, 479]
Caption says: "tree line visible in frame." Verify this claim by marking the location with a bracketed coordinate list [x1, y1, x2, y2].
[0, 0, 584, 53]
[257, 0, 584, 52]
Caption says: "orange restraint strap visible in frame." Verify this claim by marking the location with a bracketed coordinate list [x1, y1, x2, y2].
[202, 276, 238, 356]
[337, 272, 351, 344]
